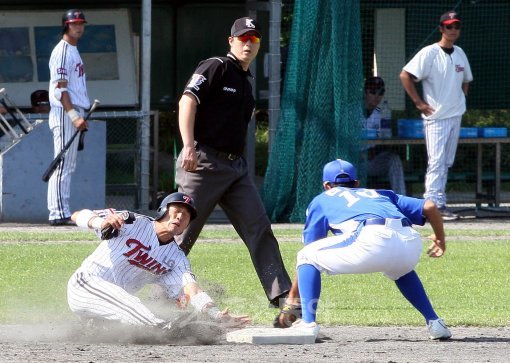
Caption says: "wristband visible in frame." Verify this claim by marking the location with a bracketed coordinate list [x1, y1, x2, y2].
[190, 291, 214, 312]
[91, 216, 104, 230]
[75, 209, 94, 229]
[204, 305, 222, 321]
[67, 109, 80, 122]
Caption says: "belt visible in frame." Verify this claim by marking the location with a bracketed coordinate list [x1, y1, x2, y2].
[364, 218, 411, 227]
[196, 143, 241, 161]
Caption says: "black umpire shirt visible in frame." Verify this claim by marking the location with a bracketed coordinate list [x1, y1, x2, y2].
[183, 52, 255, 156]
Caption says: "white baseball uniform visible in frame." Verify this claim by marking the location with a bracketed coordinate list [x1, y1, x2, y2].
[47, 39, 90, 221]
[403, 43, 473, 207]
[67, 211, 197, 326]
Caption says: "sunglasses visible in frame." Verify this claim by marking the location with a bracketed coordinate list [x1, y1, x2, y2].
[236, 35, 261, 43]
[368, 88, 385, 96]
[444, 23, 461, 30]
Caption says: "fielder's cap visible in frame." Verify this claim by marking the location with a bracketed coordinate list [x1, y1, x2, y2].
[323, 159, 358, 183]
[231, 17, 261, 37]
[364, 76, 385, 92]
[439, 11, 461, 25]
[30, 90, 49, 106]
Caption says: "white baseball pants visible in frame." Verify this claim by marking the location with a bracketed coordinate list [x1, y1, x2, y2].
[423, 116, 462, 207]
[296, 220, 422, 280]
[67, 270, 164, 326]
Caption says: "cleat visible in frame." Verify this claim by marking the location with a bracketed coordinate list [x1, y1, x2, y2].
[289, 319, 320, 339]
[438, 207, 459, 221]
[428, 318, 452, 340]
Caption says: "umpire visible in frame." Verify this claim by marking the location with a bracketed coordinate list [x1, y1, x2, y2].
[175, 17, 291, 308]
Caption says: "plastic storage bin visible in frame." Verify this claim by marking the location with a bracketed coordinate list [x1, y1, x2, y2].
[362, 129, 378, 139]
[478, 127, 508, 138]
[397, 119, 424, 138]
[459, 127, 478, 138]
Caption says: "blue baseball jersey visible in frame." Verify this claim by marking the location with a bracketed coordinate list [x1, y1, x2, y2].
[303, 187, 426, 244]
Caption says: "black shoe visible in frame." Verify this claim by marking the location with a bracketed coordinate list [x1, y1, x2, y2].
[438, 207, 459, 221]
[49, 217, 74, 226]
[268, 292, 289, 309]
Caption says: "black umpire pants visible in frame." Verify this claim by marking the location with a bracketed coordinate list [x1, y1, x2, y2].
[175, 143, 291, 303]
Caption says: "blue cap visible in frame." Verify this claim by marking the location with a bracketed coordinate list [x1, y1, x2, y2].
[323, 159, 357, 183]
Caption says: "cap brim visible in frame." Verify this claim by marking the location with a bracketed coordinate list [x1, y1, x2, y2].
[442, 19, 461, 25]
[232, 29, 261, 37]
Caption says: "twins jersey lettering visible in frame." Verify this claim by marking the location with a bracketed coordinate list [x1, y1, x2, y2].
[67, 212, 196, 326]
[77, 211, 196, 295]
[48, 39, 90, 110]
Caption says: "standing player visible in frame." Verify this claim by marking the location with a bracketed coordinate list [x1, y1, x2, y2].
[278, 159, 451, 341]
[175, 17, 291, 308]
[400, 11, 473, 220]
[68, 192, 250, 331]
[47, 9, 90, 226]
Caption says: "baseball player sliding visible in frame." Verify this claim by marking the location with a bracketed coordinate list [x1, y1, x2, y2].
[67, 192, 250, 336]
[278, 159, 451, 341]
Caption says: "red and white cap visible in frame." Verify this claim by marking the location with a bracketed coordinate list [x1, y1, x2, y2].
[439, 11, 461, 25]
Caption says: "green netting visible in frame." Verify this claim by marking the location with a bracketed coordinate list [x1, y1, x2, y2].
[262, 1, 510, 220]
[261, 0, 364, 222]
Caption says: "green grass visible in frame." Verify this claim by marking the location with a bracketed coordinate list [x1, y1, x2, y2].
[0, 229, 508, 327]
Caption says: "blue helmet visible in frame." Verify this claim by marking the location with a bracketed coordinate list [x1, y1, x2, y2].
[156, 192, 197, 221]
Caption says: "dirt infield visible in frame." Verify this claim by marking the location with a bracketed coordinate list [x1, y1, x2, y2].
[1, 219, 508, 362]
[1, 323, 509, 362]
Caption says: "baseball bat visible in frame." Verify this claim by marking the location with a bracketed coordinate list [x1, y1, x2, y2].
[0, 115, 14, 141]
[0, 112, 21, 139]
[41, 99, 100, 182]
[0, 88, 32, 131]
[0, 99, 28, 134]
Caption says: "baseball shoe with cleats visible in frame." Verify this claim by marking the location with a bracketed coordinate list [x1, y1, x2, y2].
[438, 207, 459, 221]
[49, 217, 75, 226]
[427, 318, 452, 340]
[289, 319, 320, 339]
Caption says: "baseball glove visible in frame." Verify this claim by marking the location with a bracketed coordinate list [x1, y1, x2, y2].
[100, 211, 136, 240]
[273, 302, 302, 328]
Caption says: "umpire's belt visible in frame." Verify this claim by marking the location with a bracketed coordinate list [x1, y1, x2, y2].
[364, 218, 411, 228]
[196, 143, 241, 161]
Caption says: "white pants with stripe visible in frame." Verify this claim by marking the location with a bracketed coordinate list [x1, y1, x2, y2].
[296, 221, 422, 281]
[67, 269, 164, 326]
[47, 107, 83, 221]
[423, 116, 462, 208]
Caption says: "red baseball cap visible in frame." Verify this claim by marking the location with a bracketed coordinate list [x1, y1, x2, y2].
[439, 11, 461, 25]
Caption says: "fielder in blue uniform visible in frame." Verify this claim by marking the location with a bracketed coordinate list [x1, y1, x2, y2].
[288, 159, 451, 340]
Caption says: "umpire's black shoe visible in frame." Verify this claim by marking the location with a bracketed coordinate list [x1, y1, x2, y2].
[268, 292, 289, 309]
[49, 217, 74, 226]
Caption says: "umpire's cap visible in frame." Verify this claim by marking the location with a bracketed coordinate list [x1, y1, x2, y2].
[323, 159, 358, 183]
[156, 192, 197, 221]
[231, 17, 261, 37]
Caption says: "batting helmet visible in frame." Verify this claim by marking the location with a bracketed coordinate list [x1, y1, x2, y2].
[62, 9, 87, 34]
[156, 192, 197, 221]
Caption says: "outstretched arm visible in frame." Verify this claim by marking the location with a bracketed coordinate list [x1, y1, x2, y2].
[183, 282, 251, 327]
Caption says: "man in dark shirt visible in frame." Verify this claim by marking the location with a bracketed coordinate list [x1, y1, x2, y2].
[175, 17, 291, 309]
